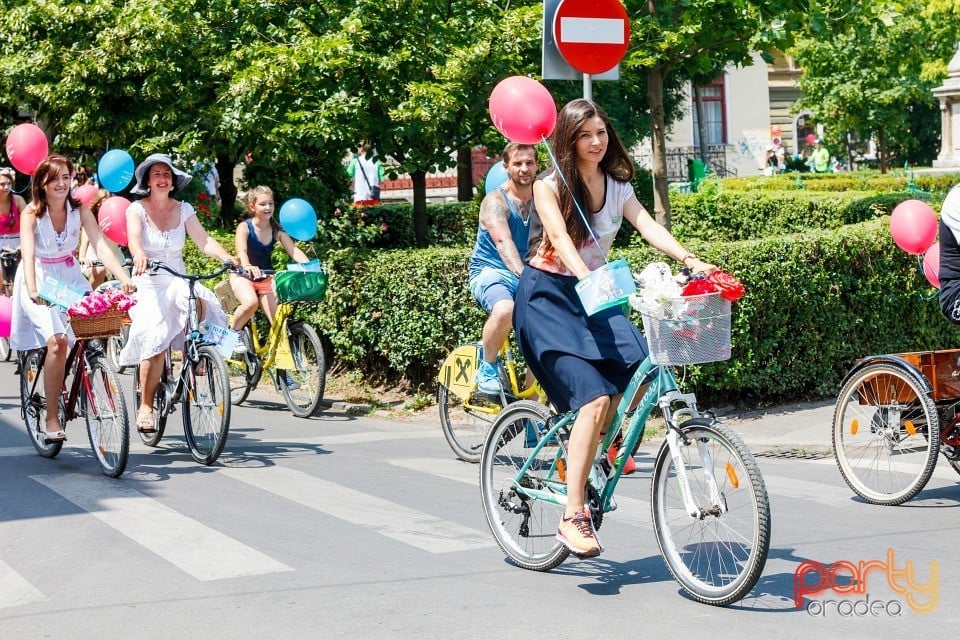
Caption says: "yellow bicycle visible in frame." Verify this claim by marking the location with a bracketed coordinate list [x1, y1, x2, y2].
[222, 270, 327, 418]
[437, 338, 545, 463]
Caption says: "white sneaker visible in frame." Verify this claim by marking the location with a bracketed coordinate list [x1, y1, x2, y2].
[233, 343, 248, 355]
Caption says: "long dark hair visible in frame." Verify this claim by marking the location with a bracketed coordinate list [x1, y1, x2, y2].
[549, 99, 633, 248]
[30, 154, 80, 218]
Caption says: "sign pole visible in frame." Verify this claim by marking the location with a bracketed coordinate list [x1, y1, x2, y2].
[583, 73, 592, 101]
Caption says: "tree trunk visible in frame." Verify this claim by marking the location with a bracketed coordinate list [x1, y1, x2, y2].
[412, 169, 428, 247]
[693, 84, 710, 166]
[456, 146, 474, 202]
[648, 66, 671, 228]
[878, 126, 888, 174]
[216, 153, 237, 227]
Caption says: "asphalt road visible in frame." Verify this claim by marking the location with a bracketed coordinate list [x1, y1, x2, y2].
[1, 359, 959, 639]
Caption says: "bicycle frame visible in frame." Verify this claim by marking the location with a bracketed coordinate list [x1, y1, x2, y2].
[244, 301, 295, 370]
[456, 340, 543, 414]
[510, 357, 725, 519]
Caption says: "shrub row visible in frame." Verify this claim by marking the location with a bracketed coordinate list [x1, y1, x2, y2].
[667, 189, 938, 242]
[287, 217, 952, 406]
[719, 170, 960, 195]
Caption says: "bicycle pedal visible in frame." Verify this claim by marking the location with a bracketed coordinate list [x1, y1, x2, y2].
[606, 497, 617, 512]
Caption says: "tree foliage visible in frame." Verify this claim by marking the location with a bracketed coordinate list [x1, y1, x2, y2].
[792, 0, 960, 171]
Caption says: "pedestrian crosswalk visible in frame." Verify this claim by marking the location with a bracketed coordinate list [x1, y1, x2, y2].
[2, 433, 958, 611]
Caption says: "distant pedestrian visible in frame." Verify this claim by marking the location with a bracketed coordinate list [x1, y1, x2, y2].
[346, 142, 384, 205]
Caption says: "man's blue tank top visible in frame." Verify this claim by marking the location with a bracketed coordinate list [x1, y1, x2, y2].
[468, 188, 531, 280]
[245, 219, 277, 270]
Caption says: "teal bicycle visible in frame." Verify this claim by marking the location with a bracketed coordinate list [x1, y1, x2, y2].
[479, 287, 770, 606]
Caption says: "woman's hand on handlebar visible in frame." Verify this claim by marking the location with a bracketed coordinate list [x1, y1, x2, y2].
[132, 252, 149, 276]
[241, 264, 262, 280]
[685, 256, 716, 275]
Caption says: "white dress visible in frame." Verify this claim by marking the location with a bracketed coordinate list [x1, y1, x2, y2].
[10, 205, 91, 350]
[118, 201, 227, 366]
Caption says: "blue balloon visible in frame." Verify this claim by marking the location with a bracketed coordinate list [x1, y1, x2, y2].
[279, 198, 317, 241]
[98, 149, 135, 193]
[484, 161, 508, 194]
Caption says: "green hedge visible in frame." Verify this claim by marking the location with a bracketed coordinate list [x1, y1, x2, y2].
[667, 189, 938, 242]
[296, 217, 951, 405]
[719, 170, 960, 195]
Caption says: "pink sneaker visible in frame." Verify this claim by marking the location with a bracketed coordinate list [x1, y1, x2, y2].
[556, 510, 602, 558]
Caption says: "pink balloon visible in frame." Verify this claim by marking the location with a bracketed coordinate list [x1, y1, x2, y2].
[0, 295, 11, 338]
[771, 125, 781, 136]
[923, 241, 940, 289]
[488, 76, 557, 144]
[890, 199, 938, 255]
[74, 184, 98, 207]
[5, 123, 48, 176]
[98, 196, 130, 246]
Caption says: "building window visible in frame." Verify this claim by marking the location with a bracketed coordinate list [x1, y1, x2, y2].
[692, 76, 726, 146]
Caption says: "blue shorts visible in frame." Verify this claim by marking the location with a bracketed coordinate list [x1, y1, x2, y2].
[469, 267, 519, 313]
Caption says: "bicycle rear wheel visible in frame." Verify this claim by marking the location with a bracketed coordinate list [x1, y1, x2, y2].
[438, 383, 501, 463]
[833, 362, 939, 505]
[279, 322, 326, 418]
[0, 336, 13, 361]
[227, 326, 257, 405]
[183, 345, 231, 464]
[651, 418, 770, 606]
[19, 349, 63, 458]
[133, 362, 167, 447]
[83, 355, 130, 478]
[480, 400, 569, 571]
[105, 325, 129, 374]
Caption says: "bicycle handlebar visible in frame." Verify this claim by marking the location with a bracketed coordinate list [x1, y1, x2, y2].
[148, 260, 236, 281]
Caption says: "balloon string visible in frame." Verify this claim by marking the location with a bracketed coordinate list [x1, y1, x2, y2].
[916, 254, 938, 300]
[540, 135, 608, 266]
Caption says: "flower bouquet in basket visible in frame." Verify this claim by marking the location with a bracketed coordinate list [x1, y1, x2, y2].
[67, 289, 137, 339]
[630, 263, 744, 365]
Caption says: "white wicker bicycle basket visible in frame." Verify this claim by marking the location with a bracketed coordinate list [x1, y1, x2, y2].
[640, 292, 732, 365]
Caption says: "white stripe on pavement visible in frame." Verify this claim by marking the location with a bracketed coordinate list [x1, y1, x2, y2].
[0, 559, 46, 609]
[236, 430, 437, 448]
[385, 457, 654, 530]
[219, 466, 494, 553]
[30, 474, 293, 581]
[559, 17, 625, 44]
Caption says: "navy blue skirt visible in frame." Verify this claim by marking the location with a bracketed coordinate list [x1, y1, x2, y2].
[513, 266, 648, 413]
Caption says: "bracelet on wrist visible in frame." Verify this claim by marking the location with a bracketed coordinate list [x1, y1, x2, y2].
[680, 253, 697, 266]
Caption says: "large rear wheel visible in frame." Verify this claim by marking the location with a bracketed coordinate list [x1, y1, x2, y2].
[479, 400, 569, 571]
[833, 362, 939, 505]
[227, 326, 258, 405]
[133, 362, 167, 447]
[183, 346, 231, 465]
[20, 349, 63, 459]
[438, 383, 502, 463]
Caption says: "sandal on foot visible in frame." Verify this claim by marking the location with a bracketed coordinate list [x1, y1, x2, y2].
[136, 409, 156, 434]
[43, 429, 67, 443]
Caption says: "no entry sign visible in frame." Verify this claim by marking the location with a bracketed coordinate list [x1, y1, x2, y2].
[553, 0, 629, 75]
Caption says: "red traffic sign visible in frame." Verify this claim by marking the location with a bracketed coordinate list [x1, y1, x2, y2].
[553, 0, 629, 75]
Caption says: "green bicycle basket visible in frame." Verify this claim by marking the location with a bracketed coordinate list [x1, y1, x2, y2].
[274, 270, 328, 302]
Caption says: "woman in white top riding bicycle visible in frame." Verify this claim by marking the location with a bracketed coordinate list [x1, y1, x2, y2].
[514, 99, 713, 558]
[118, 153, 237, 434]
[10, 154, 135, 442]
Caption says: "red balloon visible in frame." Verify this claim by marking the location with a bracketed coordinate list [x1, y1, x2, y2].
[98, 196, 130, 246]
[74, 184, 98, 207]
[771, 125, 782, 136]
[805, 133, 816, 145]
[5, 123, 48, 176]
[488, 76, 557, 144]
[923, 242, 940, 289]
[890, 199, 937, 255]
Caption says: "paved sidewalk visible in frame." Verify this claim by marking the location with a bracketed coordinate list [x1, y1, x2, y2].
[717, 400, 835, 452]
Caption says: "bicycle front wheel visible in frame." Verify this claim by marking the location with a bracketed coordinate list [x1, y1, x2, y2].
[833, 362, 939, 505]
[438, 383, 501, 463]
[19, 350, 63, 459]
[479, 400, 569, 571]
[83, 356, 130, 478]
[106, 325, 129, 374]
[279, 322, 326, 418]
[651, 418, 770, 606]
[183, 346, 231, 465]
[227, 326, 257, 405]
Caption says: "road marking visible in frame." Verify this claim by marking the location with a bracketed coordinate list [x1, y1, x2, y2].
[385, 457, 654, 530]
[220, 466, 494, 553]
[233, 430, 437, 449]
[30, 474, 293, 581]
[0, 559, 46, 609]
[803, 455, 960, 481]
[0, 447, 45, 458]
